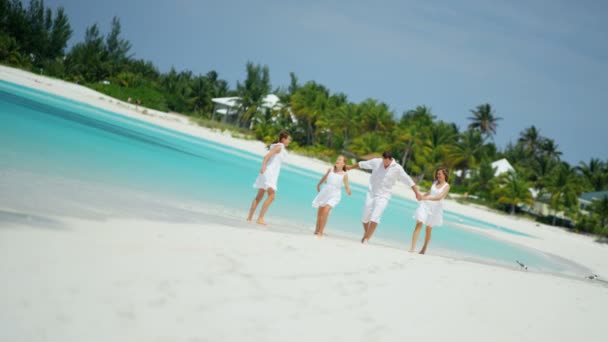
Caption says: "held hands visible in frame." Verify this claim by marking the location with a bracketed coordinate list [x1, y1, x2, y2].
[415, 191, 423, 201]
[260, 166, 266, 174]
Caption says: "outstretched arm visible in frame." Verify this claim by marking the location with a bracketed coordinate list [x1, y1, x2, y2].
[260, 145, 282, 174]
[344, 173, 352, 196]
[398, 167, 422, 201]
[346, 158, 381, 171]
[412, 185, 422, 201]
[423, 185, 451, 201]
[316, 168, 331, 192]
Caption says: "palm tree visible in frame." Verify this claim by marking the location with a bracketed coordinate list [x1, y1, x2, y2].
[187, 75, 212, 115]
[290, 81, 329, 145]
[502, 142, 529, 166]
[547, 162, 584, 225]
[416, 121, 458, 180]
[316, 92, 348, 148]
[0, 34, 24, 65]
[590, 196, 608, 228]
[518, 125, 542, 154]
[577, 158, 606, 191]
[126, 59, 160, 81]
[236, 62, 271, 127]
[468, 103, 502, 137]
[205, 70, 229, 98]
[334, 102, 360, 149]
[395, 106, 435, 167]
[529, 155, 558, 197]
[539, 138, 562, 161]
[359, 98, 394, 133]
[468, 103, 502, 139]
[450, 129, 485, 184]
[469, 158, 497, 200]
[492, 171, 533, 215]
[349, 132, 389, 157]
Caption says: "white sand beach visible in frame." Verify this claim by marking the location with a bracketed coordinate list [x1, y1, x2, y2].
[1, 65, 608, 341]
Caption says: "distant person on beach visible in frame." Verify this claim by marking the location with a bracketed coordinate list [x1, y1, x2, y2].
[128, 97, 132, 104]
[312, 155, 352, 237]
[409, 167, 450, 254]
[346, 151, 422, 243]
[247, 131, 292, 225]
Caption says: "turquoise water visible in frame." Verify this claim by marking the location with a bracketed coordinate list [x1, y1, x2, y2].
[0, 80, 584, 275]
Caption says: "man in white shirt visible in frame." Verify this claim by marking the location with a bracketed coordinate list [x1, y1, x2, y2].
[347, 151, 422, 243]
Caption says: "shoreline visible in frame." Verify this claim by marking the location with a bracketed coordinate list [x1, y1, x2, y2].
[2, 65, 606, 276]
[2, 64, 608, 341]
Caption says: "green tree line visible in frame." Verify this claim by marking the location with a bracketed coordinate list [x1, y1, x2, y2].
[1, 0, 607, 237]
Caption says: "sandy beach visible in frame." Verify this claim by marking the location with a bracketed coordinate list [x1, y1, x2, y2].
[1, 65, 608, 341]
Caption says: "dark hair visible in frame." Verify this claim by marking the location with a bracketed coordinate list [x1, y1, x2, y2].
[435, 167, 449, 182]
[274, 131, 290, 144]
[268, 131, 290, 149]
[333, 155, 348, 172]
[382, 151, 393, 159]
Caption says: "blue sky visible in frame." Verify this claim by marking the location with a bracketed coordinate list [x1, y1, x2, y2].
[46, 0, 608, 164]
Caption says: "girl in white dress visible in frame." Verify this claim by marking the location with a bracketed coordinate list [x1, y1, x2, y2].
[312, 155, 352, 237]
[410, 167, 450, 254]
[247, 131, 291, 225]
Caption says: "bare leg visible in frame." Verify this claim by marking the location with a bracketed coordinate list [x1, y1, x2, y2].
[419, 226, 433, 254]
[247, 189, 266, 221]
[314, 207, 323, 235]
[318, 206, 332, 236]
[361, 222, 370, 243]
[409, 221, 424, 252]
[256, 188, 275, 225]
[362, 221, 379, 242]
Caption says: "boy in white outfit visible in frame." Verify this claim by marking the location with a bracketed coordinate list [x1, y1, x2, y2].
[347, 151, 422, 243]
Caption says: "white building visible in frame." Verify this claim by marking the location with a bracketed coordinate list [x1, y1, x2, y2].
[490, 158, 515, 177]
[211, 94, 283, 122]
[454, 158, 515, 179]
[211, 97, 241, 122]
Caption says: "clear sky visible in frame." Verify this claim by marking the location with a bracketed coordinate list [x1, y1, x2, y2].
[45, 0, 608, 164]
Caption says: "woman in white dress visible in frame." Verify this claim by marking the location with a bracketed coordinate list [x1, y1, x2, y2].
[247, 131, 291, 225]
[312, 155, 352, 237]
[410, 167, 450, 254]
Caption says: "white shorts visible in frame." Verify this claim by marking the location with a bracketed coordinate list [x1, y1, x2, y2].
[362, 193, 390, 224]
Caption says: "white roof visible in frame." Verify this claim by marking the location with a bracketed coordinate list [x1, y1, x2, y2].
[214, 108, 232, 115]
[211, 97, 240, 107]
[261, 94, 282, 109]
[491, 158, 514, 177]
[529, 187, 540, 199]
[454, 158, 515, 179]
[211, 94, 282, 109]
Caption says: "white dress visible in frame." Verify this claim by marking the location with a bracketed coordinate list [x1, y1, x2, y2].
[414, 182, 449, 227]
[312, 171, 345, 208]
[253, 143, 287, 191]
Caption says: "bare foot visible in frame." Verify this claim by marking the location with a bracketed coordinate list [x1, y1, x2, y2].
[256, 219, 267, 226]
[361, 238, 369, 244]
[408, 249, 415, 253]
[419, 250, 426, 255]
